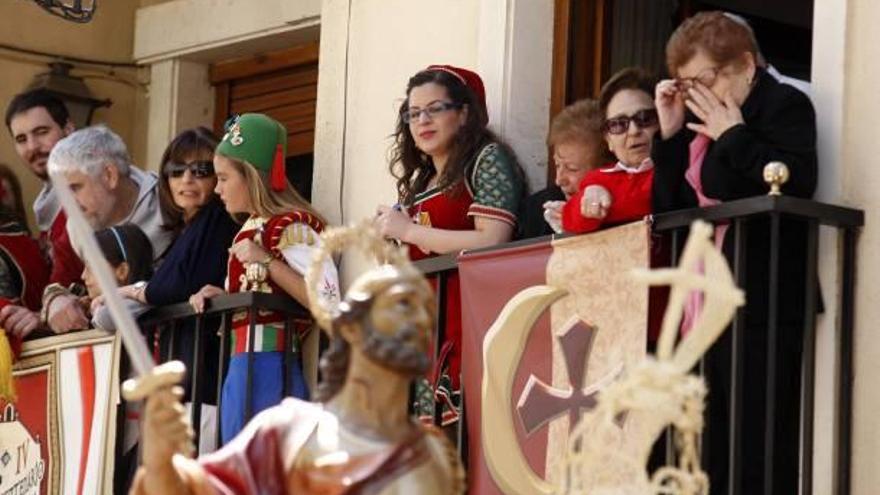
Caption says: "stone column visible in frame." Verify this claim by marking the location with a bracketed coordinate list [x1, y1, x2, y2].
[144, 59, 213, 172]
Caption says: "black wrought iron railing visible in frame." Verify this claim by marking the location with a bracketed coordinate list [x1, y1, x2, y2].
[412, 195, 863, 495]
[135, 292, 310, 451]
[110, 195, 861, 494]
[651, 195, 862, 495]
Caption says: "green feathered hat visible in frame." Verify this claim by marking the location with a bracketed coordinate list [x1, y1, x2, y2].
[217, 113, 288, 191]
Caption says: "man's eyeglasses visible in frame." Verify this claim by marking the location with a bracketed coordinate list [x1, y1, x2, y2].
[674, 66, 722, 92]
[402, 101, 462, 124]
[602, 109, 659, 135]
[164, 160, 215, 179]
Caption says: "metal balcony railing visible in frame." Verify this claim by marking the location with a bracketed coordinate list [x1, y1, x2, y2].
[135, 292, 310, 451]
[120, 195, 862, 494]
[413, 195, 863, 495]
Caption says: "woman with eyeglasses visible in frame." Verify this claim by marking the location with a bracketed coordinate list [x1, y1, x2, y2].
[652, 12, 818, 494]
[559, 67, 658, 234]
[375, 65, 525, 425]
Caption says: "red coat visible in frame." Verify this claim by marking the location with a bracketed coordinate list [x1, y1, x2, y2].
[562, 161, 654, 234]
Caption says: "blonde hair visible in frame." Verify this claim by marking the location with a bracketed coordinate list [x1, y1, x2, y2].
[230, 158, 326, 225]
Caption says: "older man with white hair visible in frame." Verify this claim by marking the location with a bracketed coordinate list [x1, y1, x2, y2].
[42, 125, 172, 333]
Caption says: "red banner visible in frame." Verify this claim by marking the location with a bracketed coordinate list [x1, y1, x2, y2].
[460, 222, 650, 494]
[0, 330, 119, 495]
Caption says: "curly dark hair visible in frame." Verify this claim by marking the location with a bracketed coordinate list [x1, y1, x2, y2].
[157, 127, 220, 235]
[390, 69, 516, 206]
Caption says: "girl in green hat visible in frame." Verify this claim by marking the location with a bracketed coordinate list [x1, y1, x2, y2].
[188, 113, 339, 444]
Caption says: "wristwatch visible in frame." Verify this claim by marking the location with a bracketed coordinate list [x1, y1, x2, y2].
[132, 281, 148, 303]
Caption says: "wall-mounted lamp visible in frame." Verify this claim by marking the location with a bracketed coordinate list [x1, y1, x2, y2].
[31, 0, 96, 23]
[26, 61, 112, 128]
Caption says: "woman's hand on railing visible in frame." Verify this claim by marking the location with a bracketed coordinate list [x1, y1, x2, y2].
[188, 285, 226, 314]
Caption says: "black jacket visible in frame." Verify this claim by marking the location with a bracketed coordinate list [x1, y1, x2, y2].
[516, 185, 565, 240]
[652, 68, 818, 327]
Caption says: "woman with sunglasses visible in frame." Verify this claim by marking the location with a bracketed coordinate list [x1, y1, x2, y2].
[560, 67, 658, 234]
[652, 12, 817, 494]
[375, 65, 525, 425]
[97, 128, 239, 465]
[112, 127, 238, 310]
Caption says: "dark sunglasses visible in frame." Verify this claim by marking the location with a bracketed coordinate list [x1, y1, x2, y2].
[164, 160, 215, 178]
[602, 109, 659, 135]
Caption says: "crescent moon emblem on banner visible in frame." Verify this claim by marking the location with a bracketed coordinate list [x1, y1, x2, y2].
[481, 284, 568, 495]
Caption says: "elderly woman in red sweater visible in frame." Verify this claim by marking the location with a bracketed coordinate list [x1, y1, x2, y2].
[561, 68, 657, 233]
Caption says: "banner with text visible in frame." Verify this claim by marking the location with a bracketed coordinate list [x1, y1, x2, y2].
[0, 330, 120, 495]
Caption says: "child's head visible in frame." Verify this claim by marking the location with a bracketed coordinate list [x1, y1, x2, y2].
[82, 224, 153, 298]
[214, 113, 323, 223]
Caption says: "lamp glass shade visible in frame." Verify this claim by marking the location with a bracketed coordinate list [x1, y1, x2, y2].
[26, 62, 111, 127]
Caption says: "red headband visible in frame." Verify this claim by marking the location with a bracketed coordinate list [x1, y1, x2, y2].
[426, 64, 488, 122]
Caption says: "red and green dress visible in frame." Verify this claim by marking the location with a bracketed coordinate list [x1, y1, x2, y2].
[407, 143, 523, 425]
[220, 211, 339, 443]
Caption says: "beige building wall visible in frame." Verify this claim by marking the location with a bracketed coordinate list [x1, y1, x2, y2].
[61, 0, 880, 491]
[0, 0, 147, 232]
[313, 0, 553, 283]
[312, 0, 481, 228]
[133, 0, 320, 170]
[840, 0, 880, 492]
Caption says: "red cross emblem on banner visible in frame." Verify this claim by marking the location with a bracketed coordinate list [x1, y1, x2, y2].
[516, 319, 622, 436]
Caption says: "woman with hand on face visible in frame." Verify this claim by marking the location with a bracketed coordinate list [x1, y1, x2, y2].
[375, 65, 525, 424]
[560, 68, 658, 234]
[188, 113, 338, 444]
[652, 12, 818, 494]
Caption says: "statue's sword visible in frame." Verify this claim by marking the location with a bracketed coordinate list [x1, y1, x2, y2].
[51, 171, 185, 402]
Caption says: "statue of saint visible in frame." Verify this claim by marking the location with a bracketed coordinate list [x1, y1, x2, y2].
[129, 223, 465, 495]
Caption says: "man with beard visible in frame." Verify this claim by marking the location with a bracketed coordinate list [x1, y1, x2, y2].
[128, 226, 464, 495]
[0, 89, 78, 338]
[40, 125, 170, 333]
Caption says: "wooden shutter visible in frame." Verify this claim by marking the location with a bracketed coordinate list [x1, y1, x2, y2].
[548, 0, 613, 184]
[210, 42, 319, 157]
